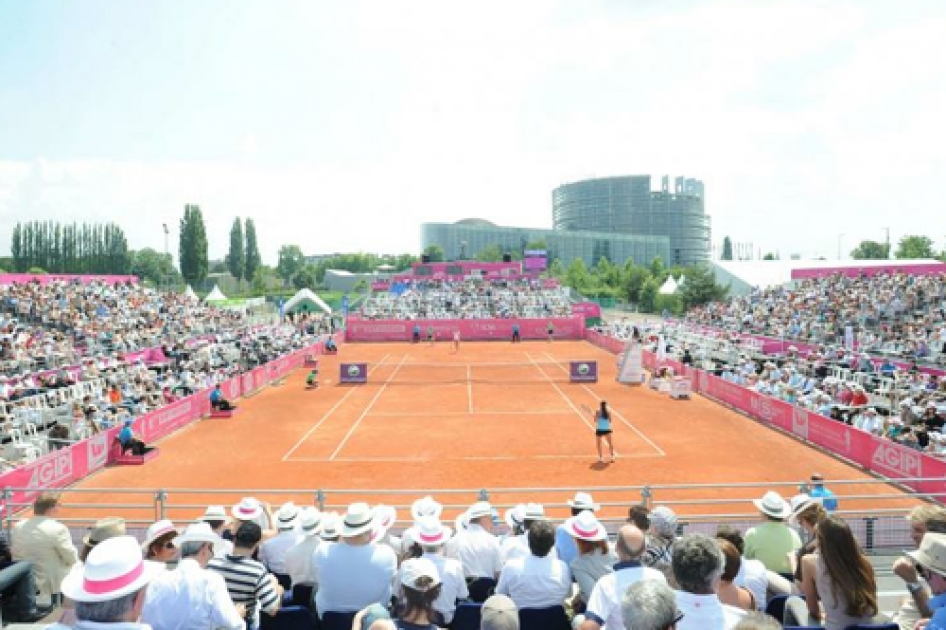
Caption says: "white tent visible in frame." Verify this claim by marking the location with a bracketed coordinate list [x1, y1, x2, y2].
[284, 288, 332, 314]
[658, 276, 678, 295]
[205, 285, 227, 302]
[183, 285, 198, 301]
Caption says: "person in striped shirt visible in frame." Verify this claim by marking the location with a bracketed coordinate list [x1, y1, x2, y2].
[209, 522, 283, 630]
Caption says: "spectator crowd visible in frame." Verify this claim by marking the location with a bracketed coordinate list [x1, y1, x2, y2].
[6, 486, 940, 629]
[0, 278, 321, 471]
[359, 278, 572, 321]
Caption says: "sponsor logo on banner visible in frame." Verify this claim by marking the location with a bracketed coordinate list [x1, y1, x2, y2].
[357, 323, 408, 334]
[806, 416, 853, 455]
[792, 408, 809, 440]
[340, 363, 368, 384]
[148, 400, 193, 437]
[28, 452, 73, 490]
[569, 361, 598, 383]
[87, 433, 109, 470]
[872, 442, 922, 478]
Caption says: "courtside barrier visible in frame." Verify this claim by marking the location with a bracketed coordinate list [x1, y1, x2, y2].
[0, 340, 327, 516]
[345, 316, 584, 342]
[586, 330, 946, 503]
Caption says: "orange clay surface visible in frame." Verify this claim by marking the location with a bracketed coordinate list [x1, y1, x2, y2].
[63, 340, 915, 526]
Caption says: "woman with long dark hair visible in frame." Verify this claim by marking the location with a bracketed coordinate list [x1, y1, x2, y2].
[593, 401, 614, 464]
[785, 515, 884, 628]
[396, 557, 443, 629]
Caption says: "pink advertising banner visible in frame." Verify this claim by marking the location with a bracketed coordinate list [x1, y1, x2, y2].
[584, 331, 946, 500]
[791, 264, 946, 280]
[346, 317, 585, 342]
[571, 302, 602, 318]
[0, 273, 139, 286]
[0, 340, 326, 515]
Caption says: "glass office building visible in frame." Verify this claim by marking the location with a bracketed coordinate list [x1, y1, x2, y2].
[421, 220, 670, 269]
[553, 175, 710, 266]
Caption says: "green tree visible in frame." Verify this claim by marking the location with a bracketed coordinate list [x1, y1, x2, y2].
[292, 265, 316, 290]
[228, 218, 244, 283]
[179, 204, 209, 286]
[565, 258, 592, 293]
[721, 236, 733, 261]
[623, 264, 650, 304]
[639, 277, 659, 312]
[850, 240, 889, 259]
[648, 256, 666, 281]
[244, 218, 261, 282]
[423, 244, 444, 263]
[476, 244, 503, 262]
[131, 248, 180, 286]
[894, 235, 934, 259]
[678, 265, 729, 310]
[762, 252, 776, 261]
[277, 244, 306, 285]
[548, 258, 566, 279]
[525, 240, 548, 250]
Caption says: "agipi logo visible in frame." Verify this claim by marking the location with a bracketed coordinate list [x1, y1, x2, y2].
[87, 433, 109, 469]
[28, 451, 74, 490]
[872, 442, 922, 478]
[792, 407, 809, 440]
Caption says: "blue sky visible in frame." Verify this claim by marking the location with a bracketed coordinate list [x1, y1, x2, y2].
[2, 0, 945, 264]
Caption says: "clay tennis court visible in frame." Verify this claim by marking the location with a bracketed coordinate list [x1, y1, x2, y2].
[63, 340, 915, 526]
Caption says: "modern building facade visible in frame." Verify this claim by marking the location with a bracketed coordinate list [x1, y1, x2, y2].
[421, 220, 670, 269]
[552, 175, 710, 266]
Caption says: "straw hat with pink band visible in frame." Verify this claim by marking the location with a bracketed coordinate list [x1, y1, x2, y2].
[406, 517, 453, 547]
[62, 536, 165, 603]
[563, 511, 608, 542]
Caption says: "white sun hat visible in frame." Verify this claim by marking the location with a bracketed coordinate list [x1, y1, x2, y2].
[141, 519, 178, 552]
[276, 502, 300, 529]
[466, 501, 492, 520]
[406, 517, 453, 547]
[319, 512, 341, 540]
[524, 503, 546, 521]
[299, 507, 322, 534]
[504, 504, 526, 529]
[563, 510, 608, 542]
[567, 492, 600, 512]
[61, 536, 165, 603]
[173, 522, 222, 547]
[411, 496, 443, 522]
[341, 502, 376, 537]
[753, 491, 792, 520]
[200, 505, 227, 523]
[232, 497, 263, 522]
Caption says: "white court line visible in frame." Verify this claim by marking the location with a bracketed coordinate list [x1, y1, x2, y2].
[288, 453, 663, 463]
[369, 410, 575, 417]
[545, 352, 666, 457]
[467, 365, 473, 413]
[328, 354, 409, 460]
[281, 353, 391, 461]
[525, 353, 598, 435]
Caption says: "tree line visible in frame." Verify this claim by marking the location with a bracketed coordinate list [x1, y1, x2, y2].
[9, 221, 131, 274]
[719, 234, 946, 261]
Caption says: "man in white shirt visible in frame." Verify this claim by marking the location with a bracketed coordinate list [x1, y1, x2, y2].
[502, 503, 549, 565]
[142, 523, 246, 630]
[673, 534, 746, 630]
[200, 505, 234, 559]
[496, 520, 571, 610]
[579, 525, 666, 630]
[284, 507, 321, 586]
[446, 501, 503, 581]
[259, 502, 302, 576]
[313, 502, 397, 619]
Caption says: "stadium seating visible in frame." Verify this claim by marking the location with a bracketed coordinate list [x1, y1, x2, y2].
[451, 603, 482, 630]
[519, 605, 570, 630]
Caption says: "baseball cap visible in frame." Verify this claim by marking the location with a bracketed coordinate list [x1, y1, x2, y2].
[481, 594, 519, 630]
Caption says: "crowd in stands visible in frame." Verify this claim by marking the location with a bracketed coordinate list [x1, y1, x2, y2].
[0, 278, 324, 471]
[594, 274, 946, 458]
[6, 483, 939, 629]
[685, 272, 946, 365]
[359, 279, 572, 321]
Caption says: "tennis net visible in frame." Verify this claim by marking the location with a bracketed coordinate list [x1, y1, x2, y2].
[362, 361, 576, 385]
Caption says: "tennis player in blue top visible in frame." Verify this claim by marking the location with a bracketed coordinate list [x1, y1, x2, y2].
[594, 401, 615, 463]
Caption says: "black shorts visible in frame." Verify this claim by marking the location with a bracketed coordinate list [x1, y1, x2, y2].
[596, 429, 612, 436]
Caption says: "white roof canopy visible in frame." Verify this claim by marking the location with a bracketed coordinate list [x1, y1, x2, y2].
[284, 288, 332, 314]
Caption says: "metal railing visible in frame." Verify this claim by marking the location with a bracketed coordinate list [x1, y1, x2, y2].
[3, 475, 934, 551]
